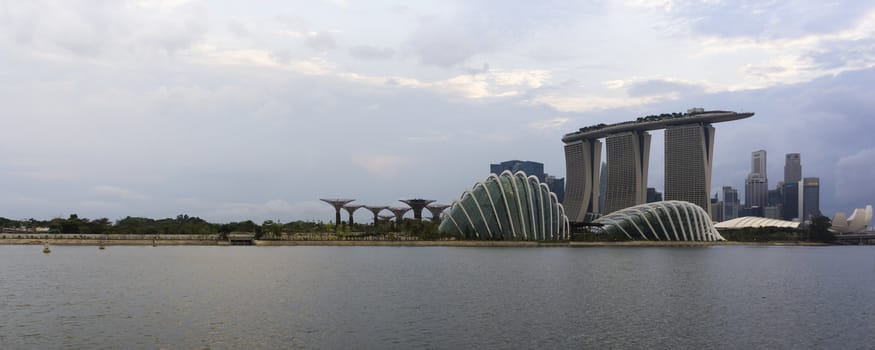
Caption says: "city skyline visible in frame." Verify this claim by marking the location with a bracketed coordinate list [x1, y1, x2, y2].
[2, 1, 875, 223]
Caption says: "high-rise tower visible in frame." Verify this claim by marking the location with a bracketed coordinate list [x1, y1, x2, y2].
[745, 150, 768, 209]
[722, 186, 740, 221]
[561, 110, 753, 222]
[604, 131, 651, 214]
[782, 153, 801, 219]
[563, 139, 602, 221]
[664, 124, 714, 213]
[784, 153, 801, 183]
[799, 177, 821, 220]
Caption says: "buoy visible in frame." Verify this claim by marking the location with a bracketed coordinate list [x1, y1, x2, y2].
[43, 244, 51, 254]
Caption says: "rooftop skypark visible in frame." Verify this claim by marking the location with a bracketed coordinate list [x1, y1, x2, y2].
[562, 110, 753, 142]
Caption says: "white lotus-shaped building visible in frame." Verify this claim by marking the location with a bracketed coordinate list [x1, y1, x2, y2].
[832, 205, 873, 233]
[594, 200, 724, 241]
[439, 171, 570, 240]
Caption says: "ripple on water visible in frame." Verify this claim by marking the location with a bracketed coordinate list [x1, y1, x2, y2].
[0, 245, 874, 349]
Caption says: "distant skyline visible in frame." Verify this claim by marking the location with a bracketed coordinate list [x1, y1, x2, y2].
[2, 1, 874, 223]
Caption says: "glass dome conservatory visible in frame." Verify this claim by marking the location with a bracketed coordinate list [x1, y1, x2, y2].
[439, 171, 569, 240]
[594, 200, 724, 241]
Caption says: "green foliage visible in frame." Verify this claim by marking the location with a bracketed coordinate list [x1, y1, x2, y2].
[719, 227, 799, 242]
[218, 220, 259, 235]
[258, 220, 283, 239]
[283, 221, 322, 233]
[572, 231, 630, 242]
[806, 215, 835, 243]
[399, 220, 451, 240]
[117, 215, 218, 235]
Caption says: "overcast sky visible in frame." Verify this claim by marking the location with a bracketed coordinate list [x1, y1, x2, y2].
[2, 0, 874, 223]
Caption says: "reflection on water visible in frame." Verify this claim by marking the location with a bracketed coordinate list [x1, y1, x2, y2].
[1, 245, 874, 349]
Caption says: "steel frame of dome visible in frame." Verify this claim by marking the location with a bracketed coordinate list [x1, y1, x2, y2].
[715, 217, 801, 229]
[439, 170, 570, 240]
[594, 200, 724, 241]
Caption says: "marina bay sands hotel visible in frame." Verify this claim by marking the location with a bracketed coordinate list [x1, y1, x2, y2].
[562, 109, 754, 222]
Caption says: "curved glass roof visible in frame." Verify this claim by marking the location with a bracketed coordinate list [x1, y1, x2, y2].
[439, 171, 569, 240]
[594, 200, 724, 241]
[715, 217, 801, 229]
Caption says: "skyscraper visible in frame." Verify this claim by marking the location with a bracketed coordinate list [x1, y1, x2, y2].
[664, 124, 715, 213]
[598, 161, 606, 214]
[562, 110, 753, 222]
[604, 131, 651, 214]
[563, 141, 602, 221]
[710, 193, 723, 222]
[745, 150, 768, 209]
[722, 186, 740, 221]
[782, 153, 801, 220]
[781, 182, 799, 220]
[545, 175, 565, 203]
[799, 177, 821, 220]
[784, 153, 801, 183]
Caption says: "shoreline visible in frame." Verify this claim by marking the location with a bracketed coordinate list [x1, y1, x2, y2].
[0, 238, 831, 247]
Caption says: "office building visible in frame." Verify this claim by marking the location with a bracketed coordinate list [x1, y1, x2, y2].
[647, 187, 663, 203]
[722, 186, 740, 221]
[784, 153, 801, 184]
[545, 175, 565, 203]
[799, 177, 821, 220]
[745, 150, 768, 209]
[781, 182, 799, 220]
[710, 193, 724, 222]
[764, 206, 781, 219]
[782, 154, 801, 220]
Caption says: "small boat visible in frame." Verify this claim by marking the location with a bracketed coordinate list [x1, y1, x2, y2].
[43, 243, 51, 254]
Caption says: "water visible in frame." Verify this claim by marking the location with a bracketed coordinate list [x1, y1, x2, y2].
[1, 245, 873, 349]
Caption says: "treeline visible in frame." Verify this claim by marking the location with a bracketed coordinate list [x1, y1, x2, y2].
[0, 213, 447, 239]
[0, 214, 321, 236]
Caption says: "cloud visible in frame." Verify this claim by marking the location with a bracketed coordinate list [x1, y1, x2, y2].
[402, 1, 590, 68]
[348, 45, 395, 60]
[404, 18, 491, 67]
[835, 148, 875, 208]
[351, 153, 409, 178]
[661, 1, 875, 39]
[0, 0, 207, 60]
[625, 79, 707, 98]
[305, 31, 337, 51]
[532, 94, 662, 113]
[434, 69, 551, 99]
[528, 117, 570, 130]
[405, 131, 453, 144]
[93, 185, 149, 200]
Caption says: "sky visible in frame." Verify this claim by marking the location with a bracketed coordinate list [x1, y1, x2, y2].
[2, 0, 875, 224]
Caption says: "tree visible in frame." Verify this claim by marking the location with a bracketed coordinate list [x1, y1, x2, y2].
[89, 218, 112, 235]
[260, 220, 282, 239]
[807, 215, 835, 243]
